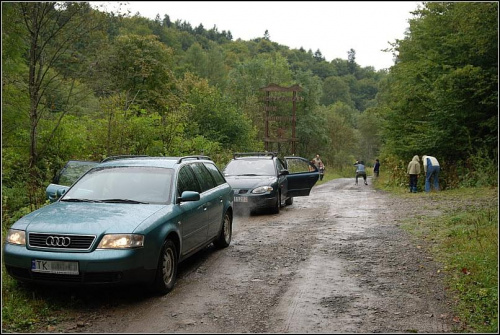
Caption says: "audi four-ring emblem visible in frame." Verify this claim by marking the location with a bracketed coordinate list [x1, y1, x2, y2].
[45, 236, 71, 247]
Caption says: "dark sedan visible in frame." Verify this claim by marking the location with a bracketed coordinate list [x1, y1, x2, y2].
[223, 152, 319, 214]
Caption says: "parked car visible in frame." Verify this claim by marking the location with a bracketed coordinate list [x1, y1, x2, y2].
[222, 152, 319, 214]
[4, 156, 234, 295]
[46, 160, 99, 202]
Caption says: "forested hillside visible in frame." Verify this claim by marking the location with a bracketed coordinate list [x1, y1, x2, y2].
[1, 2, 498, 221]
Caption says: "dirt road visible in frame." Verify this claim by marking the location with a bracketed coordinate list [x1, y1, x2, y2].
[52, 178, 456, 333]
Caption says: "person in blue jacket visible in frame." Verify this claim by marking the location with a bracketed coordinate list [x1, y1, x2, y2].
[422, 155, 440, 192]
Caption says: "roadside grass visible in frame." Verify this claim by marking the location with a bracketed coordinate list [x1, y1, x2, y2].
[407, 201, 498, 333]
[373, 173, 498, 333]
[2, 260, 112, 332]
[2, 264, 63, 332]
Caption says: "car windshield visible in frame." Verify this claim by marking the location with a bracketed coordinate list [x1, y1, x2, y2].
[224, 159, 276, 176]
[61, 167, 173, 204]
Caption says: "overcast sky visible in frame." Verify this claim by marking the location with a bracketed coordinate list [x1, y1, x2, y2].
[95, 1, 422, 70]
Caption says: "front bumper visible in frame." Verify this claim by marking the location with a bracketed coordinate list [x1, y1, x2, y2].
[233, 193, 277, 211]
[3, 243, 156, 286]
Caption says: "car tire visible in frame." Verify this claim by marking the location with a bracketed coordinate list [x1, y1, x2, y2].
[270, 192, 281, 214]
[154, 239, 178, 295]
[214, 211, 232, 248]
[285, 196, 294, 206]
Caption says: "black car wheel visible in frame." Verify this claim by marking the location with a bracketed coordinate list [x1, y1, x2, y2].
[154, 239, 178, 295]
[270, 192, 281, 214]
[214, 211, 232, 248]
[285, 196, 294, 206]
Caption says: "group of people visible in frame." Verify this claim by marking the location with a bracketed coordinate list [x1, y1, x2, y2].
[311, 153, 439, 193]
[407, 155, 440, 193]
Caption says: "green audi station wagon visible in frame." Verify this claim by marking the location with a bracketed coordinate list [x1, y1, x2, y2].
[3, 156, 234, 295]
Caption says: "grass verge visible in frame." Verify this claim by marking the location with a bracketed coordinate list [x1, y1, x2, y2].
[374, 171, 498, 333]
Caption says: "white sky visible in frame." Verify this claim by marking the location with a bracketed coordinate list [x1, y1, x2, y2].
[94, 1, 422, 70]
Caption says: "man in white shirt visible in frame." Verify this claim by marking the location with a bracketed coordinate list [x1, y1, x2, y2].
[422, 155, 440, 192]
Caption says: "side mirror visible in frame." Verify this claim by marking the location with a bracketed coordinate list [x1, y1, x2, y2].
[46, 184, 70, 203]
[177, 191, 201, 204]
[279, 169, 290, 176]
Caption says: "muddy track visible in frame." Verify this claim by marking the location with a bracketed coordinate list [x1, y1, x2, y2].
[38, 178, 456, 333]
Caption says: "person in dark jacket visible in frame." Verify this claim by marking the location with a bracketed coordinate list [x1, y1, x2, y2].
[373, 159, 380, 178]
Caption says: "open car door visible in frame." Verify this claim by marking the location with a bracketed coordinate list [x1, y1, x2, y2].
[284, 156, 319, 197]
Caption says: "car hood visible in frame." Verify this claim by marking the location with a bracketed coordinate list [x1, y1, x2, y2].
[224, 175, 277, 190]
[13, 202, 166, 235]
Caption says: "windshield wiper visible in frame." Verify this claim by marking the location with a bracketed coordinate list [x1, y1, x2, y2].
[61, 198, 103, 203]
[100, 199, 148, 204]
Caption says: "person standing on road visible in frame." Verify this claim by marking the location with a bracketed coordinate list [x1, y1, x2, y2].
[312, 154, 325, 180]
[354, 160, 367, 185]
[422, 155, 440, 192]
[373, 159, 380, 178]
[407, 155, 421, 193]
[318, 161, 325, 180]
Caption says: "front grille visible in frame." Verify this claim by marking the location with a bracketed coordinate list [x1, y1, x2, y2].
[28, 233, 96, 251]
[237, 189, 249, 194]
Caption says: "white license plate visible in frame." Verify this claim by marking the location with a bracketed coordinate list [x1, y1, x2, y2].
[32, 259, 79, 275]
[234, 196, 248, 203]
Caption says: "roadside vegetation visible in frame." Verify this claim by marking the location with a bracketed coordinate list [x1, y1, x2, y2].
[373, 171, 498, 333]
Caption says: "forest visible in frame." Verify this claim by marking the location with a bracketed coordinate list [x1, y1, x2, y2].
[1, 2, 498, 223]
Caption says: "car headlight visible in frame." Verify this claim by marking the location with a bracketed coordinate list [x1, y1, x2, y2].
[252, 186, 274, 194]
[6, 229, 26, 246]
[97, 234, 144, 249]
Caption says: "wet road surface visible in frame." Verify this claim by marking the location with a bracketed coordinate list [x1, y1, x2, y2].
[57, 178, 455, 333]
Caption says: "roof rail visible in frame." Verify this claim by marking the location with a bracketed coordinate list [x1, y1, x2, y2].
[177, 155, 211, 164]
[101, 155, 149, 163]
[233, 152, 277, 159]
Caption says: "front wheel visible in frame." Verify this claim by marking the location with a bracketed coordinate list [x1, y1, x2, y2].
[214, 211, 232, 248]
[270, 192, 281, 214]
[153, 239, 178, 295]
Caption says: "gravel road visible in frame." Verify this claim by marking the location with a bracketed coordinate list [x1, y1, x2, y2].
[39, 177, 457, 333]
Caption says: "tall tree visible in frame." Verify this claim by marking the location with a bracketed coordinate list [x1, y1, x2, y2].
[263, 29, 270, 40]
[347, 48, 356, 74]
[15, 2, 105, 206]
